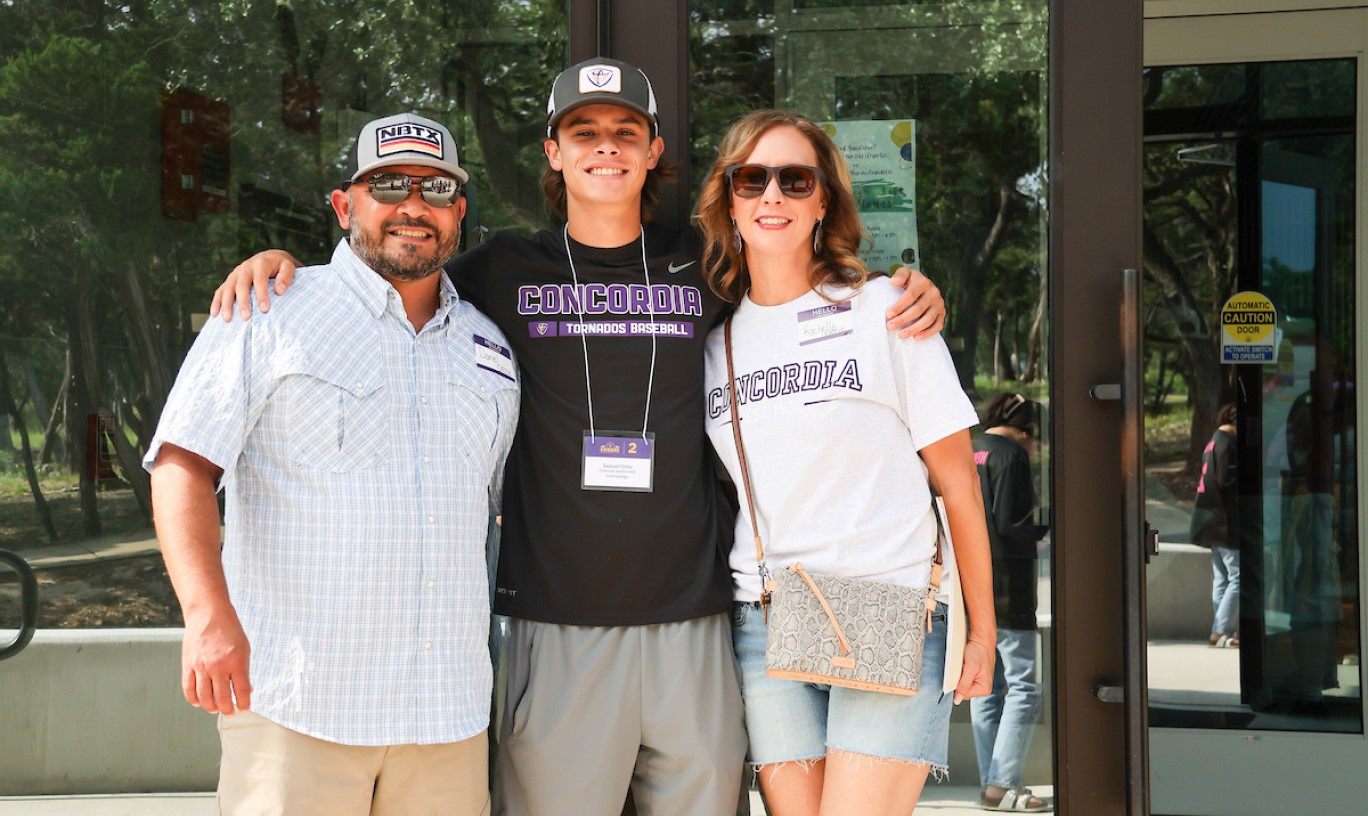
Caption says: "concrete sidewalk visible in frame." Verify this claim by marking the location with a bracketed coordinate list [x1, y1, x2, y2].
[0, 786, 1041, 815]
[15, 529, 161, 570]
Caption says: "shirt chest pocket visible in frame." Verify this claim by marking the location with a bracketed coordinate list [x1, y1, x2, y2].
[282, 361, 390, 473]
[448, 370, 517, 470]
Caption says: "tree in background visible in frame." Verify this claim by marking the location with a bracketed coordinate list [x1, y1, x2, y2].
[0, 0, 565, 545]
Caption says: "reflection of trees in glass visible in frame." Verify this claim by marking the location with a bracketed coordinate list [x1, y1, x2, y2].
[837, 71, 1045, 393]
[1141, 140, 1235, 468]
[688, 7, 775, 195]
[1262, 60, 1356, 120]
[0, 0, 563, 545]
[1142, 61, 1355, 470]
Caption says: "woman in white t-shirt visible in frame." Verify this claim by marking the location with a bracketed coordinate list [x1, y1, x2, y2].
[695, 110, 998, 815]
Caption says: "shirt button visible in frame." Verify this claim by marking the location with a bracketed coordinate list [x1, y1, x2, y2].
[422, 456, 430, 464]
[355, 383, 364, 390]
[420, 395, 428, 404]
[427, 580, 435, 588]
[427, 515, 435, 524]
[423, 642, 432, 650]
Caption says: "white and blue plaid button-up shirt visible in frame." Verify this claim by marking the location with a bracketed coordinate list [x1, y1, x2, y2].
[146, 240, 519, 746]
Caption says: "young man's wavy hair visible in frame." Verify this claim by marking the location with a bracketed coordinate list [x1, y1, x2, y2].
[694, 110, 868, 305]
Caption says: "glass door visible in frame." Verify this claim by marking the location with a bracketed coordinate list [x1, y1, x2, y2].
[1144, 6, 1367, 814]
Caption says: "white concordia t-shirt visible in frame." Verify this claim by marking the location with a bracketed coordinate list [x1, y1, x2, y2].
[703, 278, 978, 603]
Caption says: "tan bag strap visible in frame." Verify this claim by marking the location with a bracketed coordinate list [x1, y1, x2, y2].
[789, 563, 856, 667]
[727, 319, 771, 599]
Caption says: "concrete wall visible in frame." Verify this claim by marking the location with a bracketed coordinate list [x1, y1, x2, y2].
[0, 630, 218, 795]
[1147, 543, 1214, 640]
[1, 628, 1054, 795]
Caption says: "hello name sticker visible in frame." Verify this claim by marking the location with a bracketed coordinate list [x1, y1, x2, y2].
[796, 300, 854, 346]
[473, 335, 516, 382]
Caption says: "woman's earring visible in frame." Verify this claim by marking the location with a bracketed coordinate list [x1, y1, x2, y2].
[813, 219, 824, 254]
[732, 218, 744, 254]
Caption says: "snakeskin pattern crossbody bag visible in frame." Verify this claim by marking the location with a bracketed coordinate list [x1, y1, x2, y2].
[724, 316, 944, 696]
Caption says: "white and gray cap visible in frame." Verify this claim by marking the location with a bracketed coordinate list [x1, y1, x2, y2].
[341, 112, 469, 186]
[545, 58, 659, 138]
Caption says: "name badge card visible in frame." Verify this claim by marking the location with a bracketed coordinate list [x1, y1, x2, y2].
[582, 431, 655, 492]
[474, 335, 517, 381]
[797, 300, 853, 346]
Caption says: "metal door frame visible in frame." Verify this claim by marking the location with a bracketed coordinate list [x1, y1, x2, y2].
[1047, 2, 1145, 814]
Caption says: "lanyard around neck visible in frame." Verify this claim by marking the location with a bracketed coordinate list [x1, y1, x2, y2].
[562, 224, 657, 440]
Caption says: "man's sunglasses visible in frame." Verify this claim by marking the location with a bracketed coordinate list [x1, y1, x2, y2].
[725, 164, 824, 199]
[354, 173, 464, 207]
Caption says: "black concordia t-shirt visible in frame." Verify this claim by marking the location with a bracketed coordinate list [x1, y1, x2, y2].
[451, 224, 734, 626]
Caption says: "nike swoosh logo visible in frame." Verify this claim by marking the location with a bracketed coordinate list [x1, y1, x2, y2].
[667, 260, 696, 274]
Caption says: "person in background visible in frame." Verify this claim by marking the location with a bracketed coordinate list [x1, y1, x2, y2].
[1190, 402, 1240, 648]
[971, 393, 1050, 812]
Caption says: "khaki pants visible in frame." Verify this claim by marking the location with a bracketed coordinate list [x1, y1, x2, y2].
[217, 710, 490, 816]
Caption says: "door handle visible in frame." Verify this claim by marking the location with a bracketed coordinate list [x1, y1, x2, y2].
[0, 549, 38, 661]
[1119, 267, 1150, 815]
[1094, 684, 1126, 704]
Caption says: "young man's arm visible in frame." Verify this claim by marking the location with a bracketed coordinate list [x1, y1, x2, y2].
[210, 250, 303, 321]
[210, 246, 948, 337]
[151, 444, 252, 715]
[885, 266, 947, 340]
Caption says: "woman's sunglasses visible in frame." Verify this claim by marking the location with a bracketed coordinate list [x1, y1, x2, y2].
[725, 164, 824, 199]
[358, 173, 464, 207]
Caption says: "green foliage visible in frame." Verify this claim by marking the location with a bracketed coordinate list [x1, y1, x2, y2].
[0, 0, 567, 539]
[1143, 400, 1193, 464]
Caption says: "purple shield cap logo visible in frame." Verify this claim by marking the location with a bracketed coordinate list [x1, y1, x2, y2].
[578, 65, 622, 95]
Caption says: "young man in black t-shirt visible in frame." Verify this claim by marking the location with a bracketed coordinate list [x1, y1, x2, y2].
[211, 58, 946, 815]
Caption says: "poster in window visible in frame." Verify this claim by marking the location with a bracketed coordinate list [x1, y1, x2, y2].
[820, 119, 918, 274]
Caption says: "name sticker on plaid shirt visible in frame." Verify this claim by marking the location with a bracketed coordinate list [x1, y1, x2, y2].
[474, 335, 516, 381]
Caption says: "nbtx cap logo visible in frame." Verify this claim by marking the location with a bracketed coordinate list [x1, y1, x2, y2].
[376, 124, 443, 158]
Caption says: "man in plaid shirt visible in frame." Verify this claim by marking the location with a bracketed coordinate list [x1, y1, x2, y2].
[145, 113, 517, 816]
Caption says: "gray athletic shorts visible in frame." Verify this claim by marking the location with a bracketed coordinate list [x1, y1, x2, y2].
[492, 613, 747, 816]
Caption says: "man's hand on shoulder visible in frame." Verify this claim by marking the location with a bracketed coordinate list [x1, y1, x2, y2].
[210, 250, 304, 322]
[885, 266, 946, 340]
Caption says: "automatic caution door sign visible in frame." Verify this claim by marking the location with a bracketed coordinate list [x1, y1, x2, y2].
[1220, 292, 1276, 363]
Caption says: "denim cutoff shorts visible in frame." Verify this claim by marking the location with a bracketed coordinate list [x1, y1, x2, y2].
[732, 600, 952, 770]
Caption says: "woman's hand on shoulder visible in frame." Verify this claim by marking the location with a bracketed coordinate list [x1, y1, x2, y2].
[885, 267, 946, 340]
[210, 250, 304, 322]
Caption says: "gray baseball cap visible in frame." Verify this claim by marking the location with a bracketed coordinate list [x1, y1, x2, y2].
[341, 112, 469, 185]
[545, 58, 659, 138]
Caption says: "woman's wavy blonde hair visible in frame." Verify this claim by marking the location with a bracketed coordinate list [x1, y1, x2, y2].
[695, 110, 868, 305]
